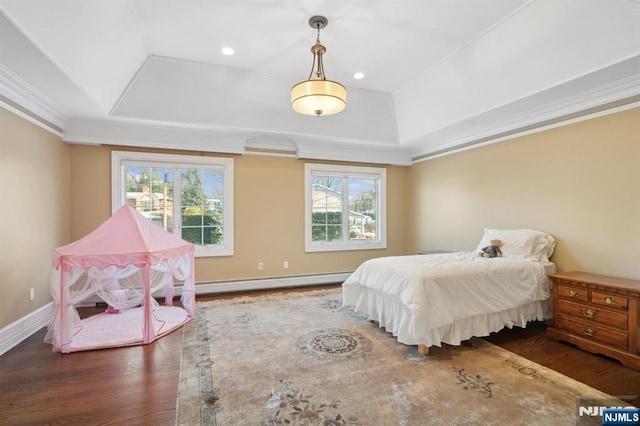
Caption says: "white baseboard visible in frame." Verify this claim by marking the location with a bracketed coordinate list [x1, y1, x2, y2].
[0, 272, 350, 356]
[0, 302, 54, 357]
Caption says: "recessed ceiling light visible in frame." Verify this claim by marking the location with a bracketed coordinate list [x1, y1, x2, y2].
[354, 72, 364, 80]
[221, 47, 235, 56]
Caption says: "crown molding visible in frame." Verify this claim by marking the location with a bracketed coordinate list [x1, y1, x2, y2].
[57, 56, 640, 167]
[295, 137, 411, 166]
[57, 64, 640, 166]
[0, 64, 68, 132]
[410, 57, 640, 161]
[244, 137, 297, 153]
[417, 100, 640, 163]
[63, 117, 412, 165]
[243, 137, 298, 158]
[63, 118, 247, 154]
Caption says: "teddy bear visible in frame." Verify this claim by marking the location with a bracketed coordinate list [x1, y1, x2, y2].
[479, 239, 503, 258]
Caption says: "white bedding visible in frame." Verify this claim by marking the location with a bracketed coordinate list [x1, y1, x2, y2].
[342, 251, 556, 348]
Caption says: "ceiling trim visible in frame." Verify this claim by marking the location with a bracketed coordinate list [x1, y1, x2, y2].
[0, 63, 68, 133]
[0, 96, 62, 137]
[63, 118, 246, 154]
[245, 137, 297, 153]
[295, 138, 411, 166]
[63, 117, 412, 166]
[412, 99, 640, 163]
[409, 56, 640, 161]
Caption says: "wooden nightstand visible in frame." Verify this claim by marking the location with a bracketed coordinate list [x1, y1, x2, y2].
[547, 271, 640, 370]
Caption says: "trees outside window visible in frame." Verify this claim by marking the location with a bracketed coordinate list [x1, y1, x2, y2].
[305, 163, 386, 252]
[112, 151, 233, 257]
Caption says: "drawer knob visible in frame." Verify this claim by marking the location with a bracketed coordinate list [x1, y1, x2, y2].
[602, 296, 616, 305]
[566, 289, 578, 297]
[582, 327, 597, 337]
[580, 308, 598, 319]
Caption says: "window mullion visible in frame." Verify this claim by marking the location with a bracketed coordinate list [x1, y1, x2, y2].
[342, 177, 349, 242]
[173, 168, 182, 237]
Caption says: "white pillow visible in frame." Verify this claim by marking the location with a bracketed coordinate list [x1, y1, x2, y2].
[475, 228, 556, 262]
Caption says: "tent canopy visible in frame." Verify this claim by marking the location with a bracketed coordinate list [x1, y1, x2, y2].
[54, 205, 193, 271]
[46, 204, 196, 353]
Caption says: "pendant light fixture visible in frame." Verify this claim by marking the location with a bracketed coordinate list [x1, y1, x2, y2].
[291, 16, 346, 116]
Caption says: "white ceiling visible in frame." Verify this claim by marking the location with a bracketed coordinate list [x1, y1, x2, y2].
[1, 0, 639, 165]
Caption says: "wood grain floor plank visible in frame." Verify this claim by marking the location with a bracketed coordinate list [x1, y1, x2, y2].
[1, 285, 638, 424]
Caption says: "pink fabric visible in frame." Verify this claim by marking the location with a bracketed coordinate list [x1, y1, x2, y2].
[53, 205, 194, 271]
[46, 205, 196, 353]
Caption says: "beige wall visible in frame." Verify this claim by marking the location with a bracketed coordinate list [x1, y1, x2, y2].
[408, 107, 640, 279]
[4, 103, 638, 328]
[69, 145, 410, 283]
[0, 108, 70, 328]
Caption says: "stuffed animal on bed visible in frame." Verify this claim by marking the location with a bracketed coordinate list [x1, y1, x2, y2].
[479, 239, 503, 258]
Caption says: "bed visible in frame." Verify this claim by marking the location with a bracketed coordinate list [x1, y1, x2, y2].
[342, 228, 557, 354]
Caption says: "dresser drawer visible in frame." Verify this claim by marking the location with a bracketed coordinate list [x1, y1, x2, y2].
[591, 290, 629, 311]
[557, 299, 628, 330]
[557, 284, 588, 302]
[549, 271, 640, 370]
[557, 315, 628, 351]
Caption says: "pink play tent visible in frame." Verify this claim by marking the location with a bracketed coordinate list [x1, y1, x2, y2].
[45, 205, 195, 353]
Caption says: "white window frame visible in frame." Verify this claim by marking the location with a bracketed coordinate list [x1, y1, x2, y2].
[305, 163, 387, 252]
[112, 151, 233, 257]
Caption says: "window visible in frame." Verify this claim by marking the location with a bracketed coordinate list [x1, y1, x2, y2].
[305, 163, 386, 252]
[112, 151, 233, 257]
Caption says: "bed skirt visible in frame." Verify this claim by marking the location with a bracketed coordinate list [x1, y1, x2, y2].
[343, 285, 552, 348]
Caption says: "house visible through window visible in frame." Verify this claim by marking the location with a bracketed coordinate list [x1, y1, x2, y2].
[305, 163, 386, 252]
[112, 151, 233, 257]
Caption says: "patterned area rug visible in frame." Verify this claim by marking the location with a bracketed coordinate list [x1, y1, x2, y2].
[175, 288, 621, 425]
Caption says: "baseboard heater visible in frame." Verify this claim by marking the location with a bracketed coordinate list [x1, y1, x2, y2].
[78, 271, 352, 305]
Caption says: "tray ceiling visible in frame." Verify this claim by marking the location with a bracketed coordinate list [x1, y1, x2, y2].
[1, 0, 639, 165]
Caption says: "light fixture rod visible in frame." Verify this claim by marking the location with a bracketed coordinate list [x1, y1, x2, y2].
[308, 44, 327, 81]
[291, 15, 346, 117]
[307, 16, 329, 81]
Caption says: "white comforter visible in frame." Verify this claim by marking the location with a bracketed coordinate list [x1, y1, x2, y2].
[342, 252, 555, 347]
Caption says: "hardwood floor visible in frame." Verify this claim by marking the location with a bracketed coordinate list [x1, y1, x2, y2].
[483, 320, 640, 406]
[2, 284, 639, 425]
